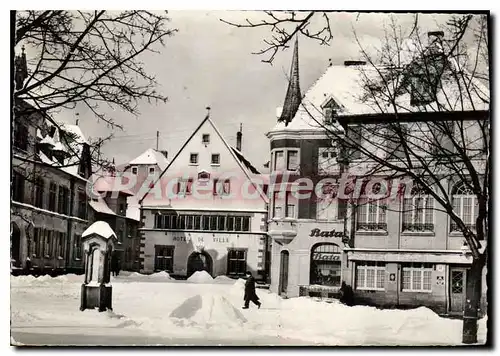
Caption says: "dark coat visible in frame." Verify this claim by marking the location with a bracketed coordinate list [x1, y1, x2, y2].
[339, 282, 354, 306]
[110, 253, 120, 272]
[244, 276, 259, 301]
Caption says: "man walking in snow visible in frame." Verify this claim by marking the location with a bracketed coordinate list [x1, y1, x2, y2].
[243, 271, 261, 309]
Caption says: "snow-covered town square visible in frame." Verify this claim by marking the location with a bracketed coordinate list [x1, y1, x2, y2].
[10, 9, 491, 347]
[10, 271, 487, 346]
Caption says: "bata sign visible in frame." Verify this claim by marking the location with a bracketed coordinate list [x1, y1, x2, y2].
[312, 253, 341, 261]
[309, 228, 346, 238]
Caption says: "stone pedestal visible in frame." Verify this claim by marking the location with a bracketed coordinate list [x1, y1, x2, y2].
[80, 284, 113, 312]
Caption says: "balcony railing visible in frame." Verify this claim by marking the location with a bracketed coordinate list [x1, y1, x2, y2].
[356, 222, 387, 232]
[402, 223, 435, 232]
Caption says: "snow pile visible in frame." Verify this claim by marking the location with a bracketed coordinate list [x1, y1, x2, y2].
[147, 271, 173, 281]
[187, 271, 213, 284]
[54, 274, 83, 283]
[214, 275, 235, 284]
[169, 294, 247, 328]
[230, 278, 246, 295]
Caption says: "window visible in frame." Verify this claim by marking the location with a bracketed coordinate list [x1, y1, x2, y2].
[78, 192, 87, 219]
[12, 171, 25, 203]
[285, 192, 297, 218]
[386, 124, 409, 159]
[156, 213, 250, 232]
[33, 228, 42, 257]
[217, 216, 226, 231]
[310, 243, 342, 287]
[148, 166, 155, 175]
[49, 183, 57, 211]
[202, 134, 210, 144]
[227, 249, 247, 276]
[155, 245, 174, 272]
[274, 151, 284, 171]
[318, 148, 339, 174]
[177, 179, 193, 195]
[131, 166, 138, 175]
[317, 182, 337, 221]
[58, 186, 69, 215]
[402, 186, 434, 232]
[287, 150, 299, 171]
[356, 262, 385, 290]
[401, 263, 433, 292]
[56, 232, 65, 258]
[214, 179, 230, 196]
[73, 235, 82, 260]
[211, 154, 220, 165]
[189, 153, 199, 165]
[273, 192, 283, 218]
[242, 216, 250, 231]
[14, 122, 28, 151]
[34, 177, 45, 209]
[347, 125, 362, 160]
[44, 230, 53, 257]
[451, 182, 478, 232]
[357, 199, 387, 231]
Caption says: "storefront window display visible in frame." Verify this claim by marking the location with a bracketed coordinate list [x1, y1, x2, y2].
[310, 243, 342, 287]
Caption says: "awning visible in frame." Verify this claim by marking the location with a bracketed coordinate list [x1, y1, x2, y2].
[346, 249, 474, 264]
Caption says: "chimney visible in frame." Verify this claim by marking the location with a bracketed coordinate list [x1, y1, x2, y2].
[161, 150, 168, 159]
[236, 123, 242, 151]
[344, 60, 366, 67]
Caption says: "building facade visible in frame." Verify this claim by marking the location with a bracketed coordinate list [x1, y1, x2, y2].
[267, 38, 488, 316]
[139, 116, 269, 280]
[11, 100, 93, 274]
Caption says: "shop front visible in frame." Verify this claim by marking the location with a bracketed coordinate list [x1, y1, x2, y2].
[269, 220, 350, 298]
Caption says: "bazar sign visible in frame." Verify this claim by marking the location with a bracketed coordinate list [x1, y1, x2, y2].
[309, 228, 346, 238]
[312, 253, 341, 261]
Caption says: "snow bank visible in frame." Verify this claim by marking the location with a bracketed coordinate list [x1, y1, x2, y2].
[213, 275, 235, 284]
[147, 271, 173, 280]
[169, 294, 247, 328]
[187, 271, 213, 283]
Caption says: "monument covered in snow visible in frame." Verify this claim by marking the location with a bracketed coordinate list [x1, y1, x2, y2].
[80, 221, 118, 312]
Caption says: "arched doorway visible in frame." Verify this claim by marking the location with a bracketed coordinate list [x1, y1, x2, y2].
[187, 251, 213, 277]
[279, 250, 289, 295]
[11, 223, 21, 268]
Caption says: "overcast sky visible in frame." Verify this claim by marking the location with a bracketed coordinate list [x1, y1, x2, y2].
[61, 11, 463, 170]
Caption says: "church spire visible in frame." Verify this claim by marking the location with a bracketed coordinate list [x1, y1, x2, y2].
[278, 37, 301, 126]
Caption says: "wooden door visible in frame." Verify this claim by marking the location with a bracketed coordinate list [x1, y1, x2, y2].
[279, 251, 289, 295]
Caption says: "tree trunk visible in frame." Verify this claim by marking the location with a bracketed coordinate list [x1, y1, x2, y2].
[462, 256, 485, 344]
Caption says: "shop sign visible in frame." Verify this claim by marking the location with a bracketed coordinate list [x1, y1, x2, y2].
[389, 273, 396, 282]
[312, 252, 341, 261]
[309, 228, 346, 238]
[173, 236, 187, 242]
[213, 236, 229, 243]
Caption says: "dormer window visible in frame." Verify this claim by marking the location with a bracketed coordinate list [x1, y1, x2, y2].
[148, 166, 155, 175]
[202, 134, 210, 145]
[131, 166, 138, 175]
[321, 97, 341, 125]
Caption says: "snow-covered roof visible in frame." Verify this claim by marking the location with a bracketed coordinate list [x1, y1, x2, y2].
[230, 147, 260, 174]
[89, 198, 117, 216]
[35, 120, 90, 180]
[91, 174, 134, 196]
[129, 148, 169, 171]
[82, 221, 117, 240]
[269, 60, 489, 134]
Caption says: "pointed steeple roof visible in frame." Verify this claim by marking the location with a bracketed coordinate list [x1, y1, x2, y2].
[278, 37, 301, 126]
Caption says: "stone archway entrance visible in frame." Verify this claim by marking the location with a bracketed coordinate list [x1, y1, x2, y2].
[11, 223, 21, 268]
[187, 251, 213, 278]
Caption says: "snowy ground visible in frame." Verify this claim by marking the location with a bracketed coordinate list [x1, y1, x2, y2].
[10, 271, 487, 346]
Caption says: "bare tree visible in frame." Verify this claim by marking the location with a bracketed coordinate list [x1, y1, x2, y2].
[228, 12, 490, 344]
[13, 10, 176, 128]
